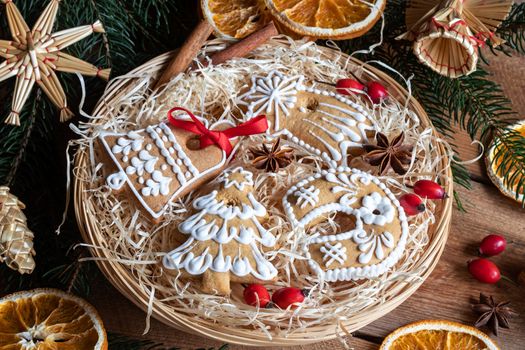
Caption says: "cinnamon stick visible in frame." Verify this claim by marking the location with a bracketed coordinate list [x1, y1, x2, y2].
[154, 20, 214, 90]
[207, 22, 278, 66]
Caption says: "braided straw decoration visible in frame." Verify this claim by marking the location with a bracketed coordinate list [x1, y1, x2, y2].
[398, 0, 513, 78]
[0, 186, 35, 274]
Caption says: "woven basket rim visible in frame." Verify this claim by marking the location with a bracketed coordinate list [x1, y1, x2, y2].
[73, 38, 453, 346]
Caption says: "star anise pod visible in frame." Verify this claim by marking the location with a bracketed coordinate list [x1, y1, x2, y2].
[250, 138, 294, 172]
[363, 132, 413, 175]
[472, 293, 518, 336]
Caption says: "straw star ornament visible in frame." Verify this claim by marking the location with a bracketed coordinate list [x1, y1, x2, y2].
[0, 0, 110, 126]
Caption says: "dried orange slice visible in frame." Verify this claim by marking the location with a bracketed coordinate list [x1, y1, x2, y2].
[0, 288, 108, 350]
[264, 0, 386, 39]
[380, 320, 499, 350]
[201, 0, 272, 39]
[487, 120, 525, 204]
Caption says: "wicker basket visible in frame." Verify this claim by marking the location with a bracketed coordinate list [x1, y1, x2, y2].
[74, 39, 453, 346]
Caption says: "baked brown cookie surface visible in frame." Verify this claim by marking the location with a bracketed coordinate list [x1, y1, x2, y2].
[163, 167, 278, 295]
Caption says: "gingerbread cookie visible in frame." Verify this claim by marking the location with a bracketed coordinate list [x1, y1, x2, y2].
[163, 167, 278, 295]
[238, 70, 377, 167]
[283, 167, 408, 281]
[98, 117, 236, 221]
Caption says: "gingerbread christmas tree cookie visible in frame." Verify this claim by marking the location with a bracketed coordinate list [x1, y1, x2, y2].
[238, 70, 377, 167]
[283, 167, 409, 281]
[163, 167, 278, 295]
[98, 117, 237, 221]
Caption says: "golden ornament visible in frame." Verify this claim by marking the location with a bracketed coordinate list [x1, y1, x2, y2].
[0, 186, 35, 274]
[0, 0, 111, 126]
[0, 288, 108, 349]
[397, 0, 513, 78]
[486, 120, 525, 204]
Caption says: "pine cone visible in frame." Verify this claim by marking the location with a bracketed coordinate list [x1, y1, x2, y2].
[0, 186, 35, 274]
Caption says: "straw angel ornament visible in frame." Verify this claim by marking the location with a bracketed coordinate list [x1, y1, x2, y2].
[0, 0, 110, 126]
[398, 0, 513, 78]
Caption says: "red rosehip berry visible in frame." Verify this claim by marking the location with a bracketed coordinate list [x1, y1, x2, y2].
[367, 81, 388, 103]
[479, 234, 507, 256]
[243, 284, 271, 307]
[271, 287, 306, 309]
[413, 180, 447, 200]
[336, 78, 365, 96]
[468, 258, 501, 284]
[399, 193, 425, 216]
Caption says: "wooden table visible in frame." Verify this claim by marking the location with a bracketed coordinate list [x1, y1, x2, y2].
[86, 54, 525, 349]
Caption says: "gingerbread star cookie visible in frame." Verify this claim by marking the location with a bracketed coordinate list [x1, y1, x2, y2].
[238, 70, 377, 167]
[163, 167, 278, 295]
[98, 117, 236, 221]
[283, 167, 409, 281]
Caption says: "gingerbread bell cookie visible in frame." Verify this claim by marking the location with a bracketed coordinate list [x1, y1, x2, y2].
[238, 70, 377, 167]
[283, 167, 409, 281]
[98, 118, 235, 221]
[163, 167, 278, 295]
[98, 108, 268, 221]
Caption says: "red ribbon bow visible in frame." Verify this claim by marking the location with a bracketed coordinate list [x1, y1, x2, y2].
[167, 107, 268, 156]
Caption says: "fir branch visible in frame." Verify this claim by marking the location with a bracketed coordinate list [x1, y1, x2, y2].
[3, 89, 41, 187]
[492, 3, 525, 55]
[491, 129, 525, 204]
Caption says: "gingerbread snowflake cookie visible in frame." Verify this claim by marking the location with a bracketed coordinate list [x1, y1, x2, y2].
[238, 70, 376, 167]
[283, 167, 408, 281]
[98, 118, 236, 221]
[163, 167, 278, 295]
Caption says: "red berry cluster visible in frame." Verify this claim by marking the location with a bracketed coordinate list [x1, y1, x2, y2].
[243, 284, 306, 309]
[399, 180, 447, 216]
[335, 78, 388, 104]
[468, 234, 507, 284]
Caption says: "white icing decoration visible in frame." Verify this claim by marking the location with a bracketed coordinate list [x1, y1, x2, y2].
[99, 119, 235, 219]
[218, 167, 254, 191]
[283, 167, 409, 282]
[357, 192, 395, 226]
[353, 228, 395, 264]
[107, 171, 126, 190]
[320, 242, 347, 267]
[239, 70, 304, 130]
[146, 125, 186, 185]
[163, 168, 277, 280]
[111, 131, 144, 156]
[294, 185, 320, 209]
[141, 170, 172, 196]
[125, 150, 158, 176]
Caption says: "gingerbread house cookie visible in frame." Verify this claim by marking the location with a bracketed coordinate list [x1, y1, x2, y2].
[98, 118, 236, 221]
[238, 70, 377, 167]
[163, 167, 278, 295]
[283, 167, 409, 281]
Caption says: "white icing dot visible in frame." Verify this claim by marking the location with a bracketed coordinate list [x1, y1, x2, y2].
[146, 144, 152, 151]
[161, 164, 168, 171]
[138, 177, 144, 184]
